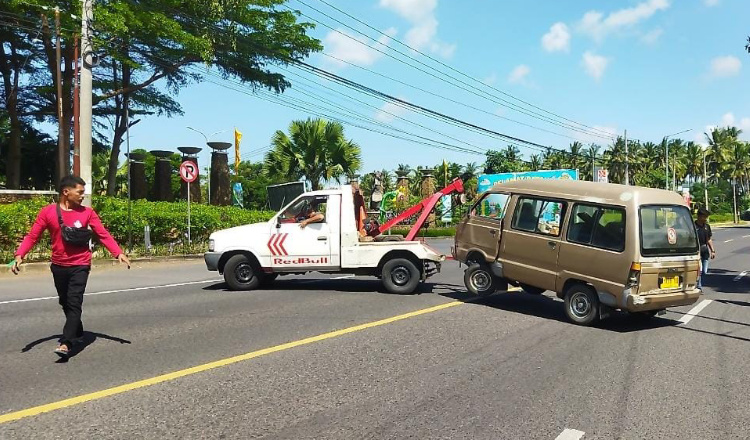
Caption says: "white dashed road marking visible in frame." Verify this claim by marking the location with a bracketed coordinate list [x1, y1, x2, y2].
[555, 428, 585, 440]
[0, 279, 222, 306]
[678, 299, 713, 325]
[724, 239, 734, 243]
[733, 271, 748, 282]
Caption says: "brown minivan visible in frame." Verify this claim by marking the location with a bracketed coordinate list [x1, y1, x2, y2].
[453, 179, 701, 325]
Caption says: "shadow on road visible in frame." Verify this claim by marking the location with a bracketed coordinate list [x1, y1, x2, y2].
[702, 269, 749, 294]
[203, 279, 438, 295]
[21, 332, 132, 363]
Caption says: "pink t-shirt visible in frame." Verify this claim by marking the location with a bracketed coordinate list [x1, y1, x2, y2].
[15, 204, 123, 266]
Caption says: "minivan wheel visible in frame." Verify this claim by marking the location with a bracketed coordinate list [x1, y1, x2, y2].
[224, 254, 261, 291]
[382, 258, 420, 294]
[563, 284, 599, 326]
[520, 284, 545, 295]
[464, 263, 497, 296]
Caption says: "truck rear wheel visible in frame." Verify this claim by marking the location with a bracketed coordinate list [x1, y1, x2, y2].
[224, 254, 261, 291]
[382, 258, 420, 294]
[464, 263, 497, 296]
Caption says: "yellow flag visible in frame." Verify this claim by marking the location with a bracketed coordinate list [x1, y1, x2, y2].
[234, 128, 242, 174]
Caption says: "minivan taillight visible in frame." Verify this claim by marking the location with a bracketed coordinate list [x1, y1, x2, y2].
[627, 262, 641, 288]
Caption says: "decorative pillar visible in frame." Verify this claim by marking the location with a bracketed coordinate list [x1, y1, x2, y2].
[396, 170, 410, 194]
[421, 168, 436, 225]
[150, 150, 174, 201]
[178, 146, 202, 203]
[208, 142, 231, 206]
[127, 152, 147, 200]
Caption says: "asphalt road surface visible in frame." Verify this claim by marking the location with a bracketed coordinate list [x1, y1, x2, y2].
[0, 233, 748, 439]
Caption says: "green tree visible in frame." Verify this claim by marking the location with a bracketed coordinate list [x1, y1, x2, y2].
[264, 118, 362, 190]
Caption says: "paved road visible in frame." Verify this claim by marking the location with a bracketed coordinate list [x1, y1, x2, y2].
[0, 233, 747, 439]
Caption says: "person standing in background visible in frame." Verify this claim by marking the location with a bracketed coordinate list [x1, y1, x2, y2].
[10, 176, 131, 358]
[694, 207, 716, 290]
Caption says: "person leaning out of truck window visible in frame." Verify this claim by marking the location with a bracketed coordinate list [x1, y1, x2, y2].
[694, 207, 716, 290]
[299, 202, 325, 229]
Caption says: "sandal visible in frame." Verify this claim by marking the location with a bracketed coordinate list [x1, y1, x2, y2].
[54, 344, 70, 358]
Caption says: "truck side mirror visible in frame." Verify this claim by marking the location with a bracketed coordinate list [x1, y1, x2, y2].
[276, 217, 281, 229]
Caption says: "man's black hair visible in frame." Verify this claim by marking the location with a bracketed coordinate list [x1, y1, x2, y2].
[697, 207, 710, 217]
[58, 175, 86, 193]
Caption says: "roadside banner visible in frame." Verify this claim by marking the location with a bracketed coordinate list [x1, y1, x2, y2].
[477, 169, 578, 193]
[232, 182, 244, 208]
[440, 195, 452, 224]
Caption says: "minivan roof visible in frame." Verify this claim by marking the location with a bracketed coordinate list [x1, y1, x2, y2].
[488, 179, 686, 206]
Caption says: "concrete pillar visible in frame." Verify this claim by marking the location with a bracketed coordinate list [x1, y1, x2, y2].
[207, 142, 232, 206]
[150, 150, 174, 202]
[127, 152, 147, 200]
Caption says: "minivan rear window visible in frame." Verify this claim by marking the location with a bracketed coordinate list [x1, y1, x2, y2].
[639, 205, 699, 256]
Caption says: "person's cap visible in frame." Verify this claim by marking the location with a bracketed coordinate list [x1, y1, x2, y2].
[697, 207, 710, 216]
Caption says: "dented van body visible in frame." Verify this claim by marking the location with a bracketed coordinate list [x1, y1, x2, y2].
[453, 179, 701, 325]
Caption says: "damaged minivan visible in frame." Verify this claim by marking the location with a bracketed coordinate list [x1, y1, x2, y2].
[453, 179, 701, 325]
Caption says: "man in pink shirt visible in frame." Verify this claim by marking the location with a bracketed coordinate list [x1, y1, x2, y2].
[11, 175, 131, 358]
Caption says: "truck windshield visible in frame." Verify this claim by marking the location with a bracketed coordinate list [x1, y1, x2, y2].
[639, 205, 699, 256]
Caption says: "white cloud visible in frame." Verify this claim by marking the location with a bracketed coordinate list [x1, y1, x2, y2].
[582, 51, 610, 81]
[541, 22, 570, 52]
[508, 65, 531, 85]
[578, 0, 670, 42]
[483, 73, 498, 85]
[375, 101, 408, 123]
[721, 112, 735, 127]
[380, 0, 455, 57]
[704, 0, 720, 6]
[323, 27, 398, 68]
[709, 55, 741, 78]
[640, 28, 663, 45]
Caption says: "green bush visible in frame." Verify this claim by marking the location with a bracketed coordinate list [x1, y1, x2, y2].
[386, 227, 456, 238]
[0, 197, 274, 261]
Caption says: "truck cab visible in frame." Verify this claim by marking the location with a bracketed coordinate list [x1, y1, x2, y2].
[205, 185, 444, 294]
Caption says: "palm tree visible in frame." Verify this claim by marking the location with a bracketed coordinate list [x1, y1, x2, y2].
[529, 154, 542, 171]
[705, 128, 731, 182]
[584, 144, 600, 181]
[684, 142, 703, 186]
[603, 137, 627, 184]
[567, 141, 585, 172]
[264, 118, 362, 190]
[462, 162, 479, 180]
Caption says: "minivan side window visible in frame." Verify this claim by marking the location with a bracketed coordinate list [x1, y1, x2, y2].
[472, 193, 510, 220]
[511, 197, 565, 237]
[568, 204, 626, 252]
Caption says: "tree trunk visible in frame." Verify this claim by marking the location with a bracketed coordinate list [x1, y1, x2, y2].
[0, 38, 23, 188]
[106, 61, 130, 196]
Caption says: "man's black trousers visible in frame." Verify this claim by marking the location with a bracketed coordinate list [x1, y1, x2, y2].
[50, 264, 91, 347]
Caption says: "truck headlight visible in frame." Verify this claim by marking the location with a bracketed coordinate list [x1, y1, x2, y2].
[208, 239, 215, 252]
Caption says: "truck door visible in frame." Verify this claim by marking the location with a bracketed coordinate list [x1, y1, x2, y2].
[270, 194, 336, 269]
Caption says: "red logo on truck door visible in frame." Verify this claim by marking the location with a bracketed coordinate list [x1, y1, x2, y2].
[273, 257, 329, 265]
[267, 234, 288, 256]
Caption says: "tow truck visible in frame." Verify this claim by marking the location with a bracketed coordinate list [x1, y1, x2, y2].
[205, 179, 464, 294]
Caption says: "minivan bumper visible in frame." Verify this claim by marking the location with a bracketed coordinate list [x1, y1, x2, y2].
[204, 252, 222, 272]
[625, 289, 701, 312]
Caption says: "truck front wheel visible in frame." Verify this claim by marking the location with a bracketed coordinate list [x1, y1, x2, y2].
[382, 258, 420, 294]
[224, 254, 261, 291]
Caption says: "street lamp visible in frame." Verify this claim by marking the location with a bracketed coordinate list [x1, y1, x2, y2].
[186, 127, 227, 204]
[663, 129, 691, 191]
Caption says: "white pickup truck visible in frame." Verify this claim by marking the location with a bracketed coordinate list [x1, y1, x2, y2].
[204, 185, 445, 294]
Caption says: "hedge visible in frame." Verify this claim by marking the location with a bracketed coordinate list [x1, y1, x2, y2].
[0, 197, 274, 261]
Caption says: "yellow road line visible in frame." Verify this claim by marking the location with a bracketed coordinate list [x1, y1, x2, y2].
[0, 300, 463, 425]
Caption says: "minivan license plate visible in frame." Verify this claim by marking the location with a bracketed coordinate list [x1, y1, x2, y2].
[660, 276, 680, 289]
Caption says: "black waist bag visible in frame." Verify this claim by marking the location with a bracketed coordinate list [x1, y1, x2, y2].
[56, 204, 92, 247]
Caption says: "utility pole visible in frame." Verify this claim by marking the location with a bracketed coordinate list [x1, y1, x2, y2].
[73, 34, 80, 175]
[624, 130, 629, 185]
[80, 0, 93, 206]
[55, 7, 67, 182]
[665, 138, 669, 191]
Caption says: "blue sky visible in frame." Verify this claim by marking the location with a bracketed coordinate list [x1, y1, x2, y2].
[125, 0, 750, 175]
